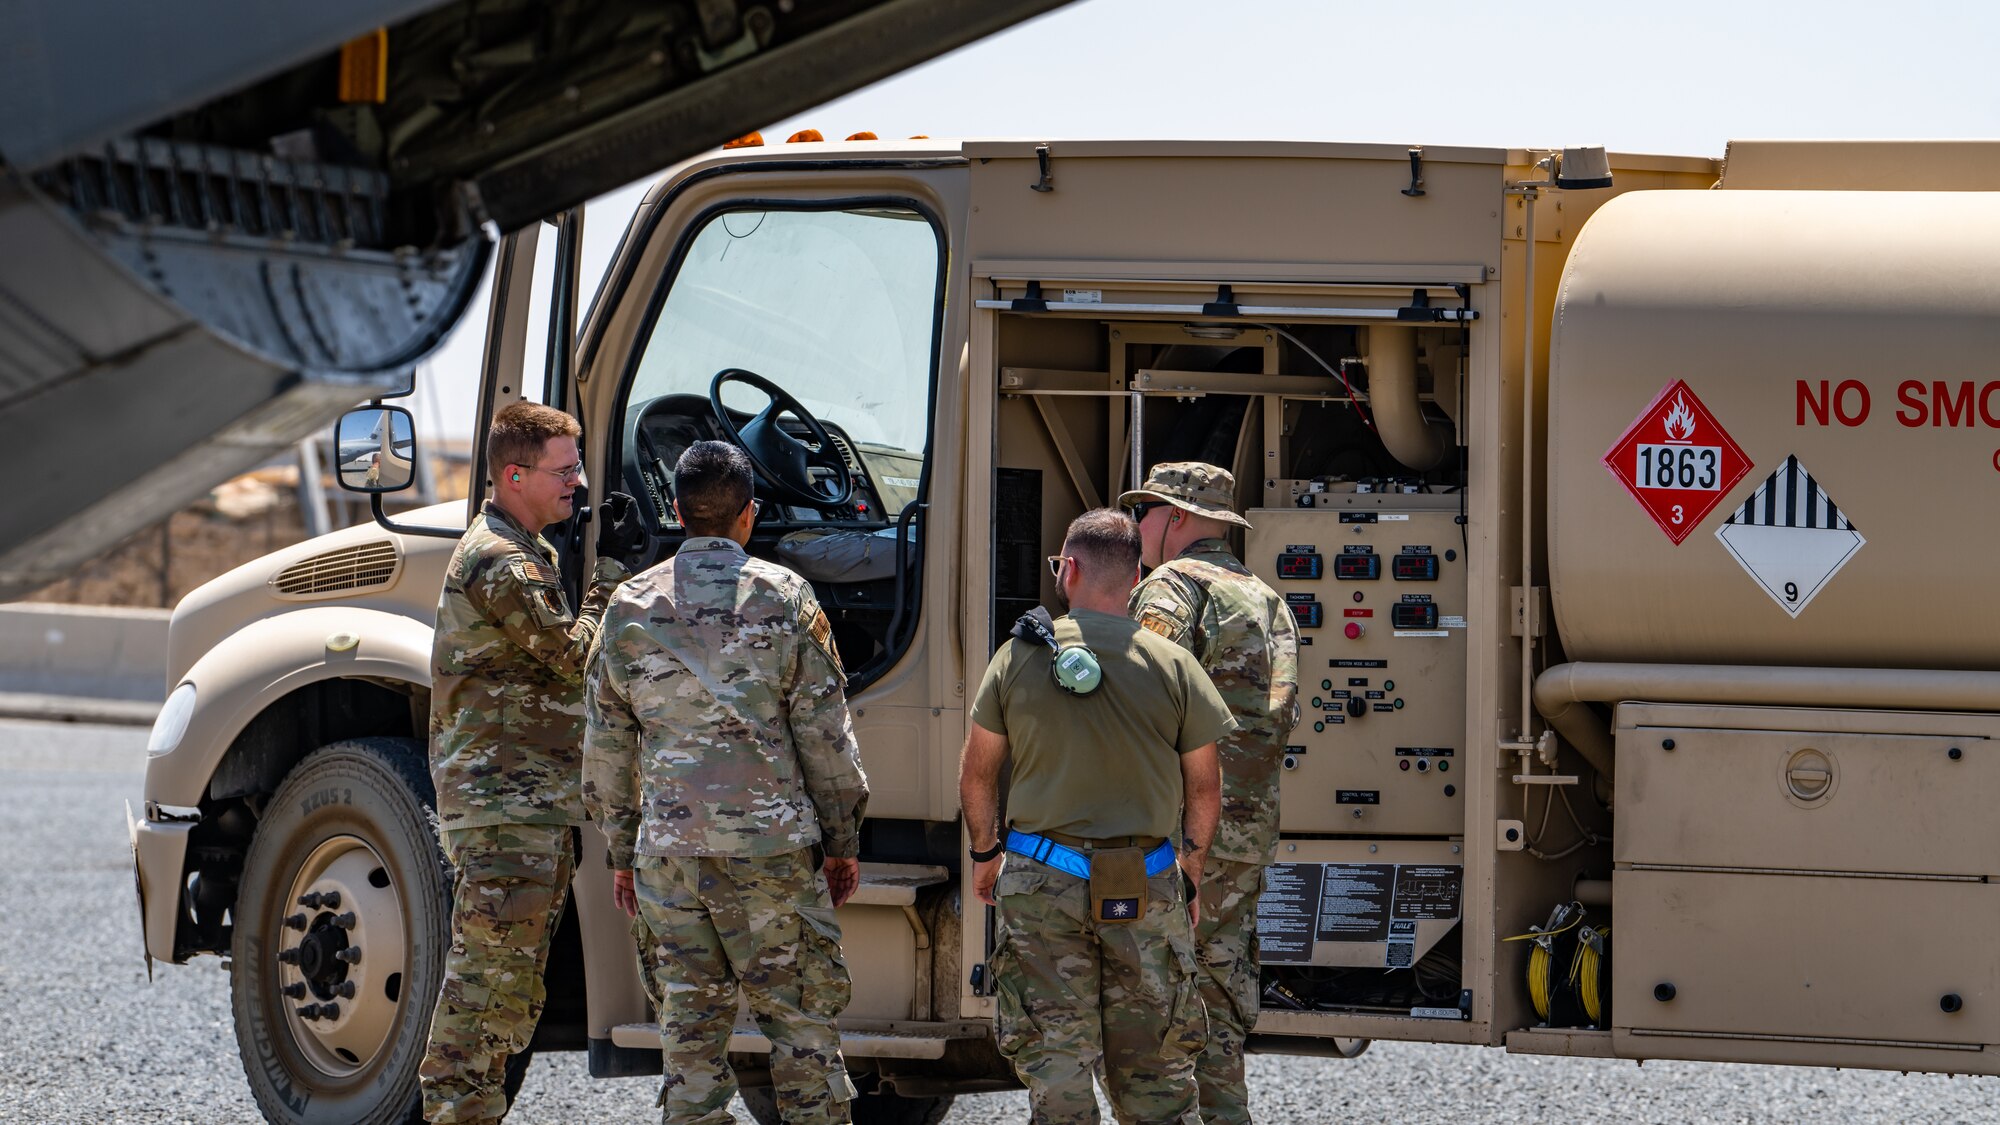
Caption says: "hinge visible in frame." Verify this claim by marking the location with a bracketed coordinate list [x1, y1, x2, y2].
[1511, 585, 1549, 638]
[1401, 146, 1426, 197]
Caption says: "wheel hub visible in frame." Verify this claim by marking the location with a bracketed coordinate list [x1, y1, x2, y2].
[273, 836, 410, 1077]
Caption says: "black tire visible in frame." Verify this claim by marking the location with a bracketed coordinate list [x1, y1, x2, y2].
[741, 1085, 955, 1125]
[230, 738, 448, 1125]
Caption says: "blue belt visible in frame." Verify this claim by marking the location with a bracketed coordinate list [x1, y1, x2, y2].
[1005, 829, 1177, 880]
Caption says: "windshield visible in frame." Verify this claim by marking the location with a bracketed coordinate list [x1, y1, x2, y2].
[629, 206, 940, 457]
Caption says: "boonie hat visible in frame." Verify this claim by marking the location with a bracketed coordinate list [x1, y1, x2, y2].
[1117, 461, 1251, 529]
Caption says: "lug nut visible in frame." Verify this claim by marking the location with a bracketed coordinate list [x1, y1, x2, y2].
[297, 1003, 323, 1020]
[284, 913, 307, 931]
[334, 912, 357, 930]
[321, 1002, 341, 1020]
[320, 891, 341, 909]
[335, 948, 361, 965]
[298, 892, 321, 909]
[336, 981, 357, 999]
[282, 983, 306, 1000]
[277, 948, 301, 965]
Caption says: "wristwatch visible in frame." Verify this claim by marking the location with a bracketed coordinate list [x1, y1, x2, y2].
[968, 839, 1005, 863]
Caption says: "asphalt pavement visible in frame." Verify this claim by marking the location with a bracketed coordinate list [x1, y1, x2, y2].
[3, 717, 1997, 1124]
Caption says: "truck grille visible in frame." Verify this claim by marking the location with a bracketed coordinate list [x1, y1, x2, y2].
[270, 541, 401, 597]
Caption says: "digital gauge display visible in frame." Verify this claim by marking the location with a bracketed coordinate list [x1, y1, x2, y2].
[1334, 552, 1381, 580]
[1393, 553, 1439, 581]
[1276, 553, 1323, 580]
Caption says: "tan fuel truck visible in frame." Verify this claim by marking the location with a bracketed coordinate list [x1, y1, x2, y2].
[131, 135, 2000, 1123]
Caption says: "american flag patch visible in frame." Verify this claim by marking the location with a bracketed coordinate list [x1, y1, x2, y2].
[513, 558, 557, 585]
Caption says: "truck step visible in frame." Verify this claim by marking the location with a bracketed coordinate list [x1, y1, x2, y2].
[610, 1018, 987, 1060]
[849, 862, 951, 907]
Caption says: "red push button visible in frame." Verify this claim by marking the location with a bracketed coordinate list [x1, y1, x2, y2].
[1344, 622, 1363, 639]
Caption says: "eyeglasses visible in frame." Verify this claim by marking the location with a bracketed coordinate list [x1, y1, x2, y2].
[1046, 554, 1075, 579]
[519, 461, 584, 483]
[742, 497, 764, 517]
[1126, 500, 1170, 521]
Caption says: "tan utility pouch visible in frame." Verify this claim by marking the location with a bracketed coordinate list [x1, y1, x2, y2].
[1089, 846, 1148, 924]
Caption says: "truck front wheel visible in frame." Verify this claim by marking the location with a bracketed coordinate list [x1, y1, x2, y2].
[230, 738, 448, 1125]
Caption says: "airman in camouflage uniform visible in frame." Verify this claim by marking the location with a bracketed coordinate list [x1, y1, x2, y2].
[1122, 463, 1300, 1125]
[420, 403, 639, 1124]
[584, 440, 868, 1125]
[961, 509, 1232, 1125]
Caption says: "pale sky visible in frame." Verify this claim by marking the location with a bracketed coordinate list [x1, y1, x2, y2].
[404, 0, 2000, 439]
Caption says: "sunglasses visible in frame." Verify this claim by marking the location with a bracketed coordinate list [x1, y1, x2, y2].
[1046, 554, 1074, 579]
[1126, 500, 1171, 521]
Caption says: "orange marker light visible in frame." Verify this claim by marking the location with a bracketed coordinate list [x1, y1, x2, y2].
[845, 131, 879, 141]
[722, 132, 764, 149]
[787, 129, 825, 143]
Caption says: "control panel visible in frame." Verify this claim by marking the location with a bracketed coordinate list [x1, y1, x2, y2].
[1248, 500, 1467, 836]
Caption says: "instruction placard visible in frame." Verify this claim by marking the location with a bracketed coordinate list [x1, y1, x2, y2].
[1258, 862, 1464, 964]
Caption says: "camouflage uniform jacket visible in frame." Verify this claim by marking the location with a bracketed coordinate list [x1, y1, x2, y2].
[582, 536, 869, 868]
[1130, 538, 1299, 864]
[430, 500, 626, 832]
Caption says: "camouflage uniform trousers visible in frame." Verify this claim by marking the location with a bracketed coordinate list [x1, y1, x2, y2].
[992, 858, 1208, 1125]
[1190, 858, 1265, 1124]
[420, 824, 577, 1123]
[634, 847, 858, 1125]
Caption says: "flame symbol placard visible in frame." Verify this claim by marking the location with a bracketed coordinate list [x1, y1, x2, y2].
[1662, 393, 1697, 441]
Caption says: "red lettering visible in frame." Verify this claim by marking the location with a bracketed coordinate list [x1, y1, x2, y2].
[1797, 380, 1831, 426]
[1934, 380, 1975, 427]
[1980, 382, 2000, 428]
[1897, 380, 1927, 427]
[1834, 380, 1870, 426]
[1993, 449, 2000, 473]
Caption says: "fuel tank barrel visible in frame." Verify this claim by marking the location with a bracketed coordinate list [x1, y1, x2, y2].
[1548, 189, 2000, 669]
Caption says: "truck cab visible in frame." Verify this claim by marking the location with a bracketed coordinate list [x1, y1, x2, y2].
[137, 134, 2000, 1124]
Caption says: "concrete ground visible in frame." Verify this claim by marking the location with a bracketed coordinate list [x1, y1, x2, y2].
[3, 717, 1995, 1124]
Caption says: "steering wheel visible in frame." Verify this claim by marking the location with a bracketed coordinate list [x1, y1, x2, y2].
[709, 369, 854, 507]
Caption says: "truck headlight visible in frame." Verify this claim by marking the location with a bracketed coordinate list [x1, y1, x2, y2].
[147, 683, 197, 757]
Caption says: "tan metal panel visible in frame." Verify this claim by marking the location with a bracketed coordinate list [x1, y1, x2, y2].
[1721, 140, 2000, 190]
[1614, 715, 1998, 876]
[1248, 506, 1468, 837]
[967, 147, 1503, 272]
[1614, 868, 2000, 1046]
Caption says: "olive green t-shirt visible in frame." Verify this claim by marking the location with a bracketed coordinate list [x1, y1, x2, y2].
[970, 608, 1235, 841]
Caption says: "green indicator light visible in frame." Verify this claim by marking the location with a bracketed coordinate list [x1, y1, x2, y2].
[1313, 721, 1325, 733]
[1384, 680, 1396, 691]
[1393, 698, 1405, 710]
[1312, 697, 1324, 709]
[1322, 679, 1333, 691]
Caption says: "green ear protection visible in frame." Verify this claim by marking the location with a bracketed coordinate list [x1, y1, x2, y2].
[511, 474, 520, 482]
[1012, 608, 1102, 696]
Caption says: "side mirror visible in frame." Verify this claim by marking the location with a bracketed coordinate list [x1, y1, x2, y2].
[335, 406, 417, 493]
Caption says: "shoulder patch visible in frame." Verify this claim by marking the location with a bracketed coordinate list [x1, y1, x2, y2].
[806, 603, 843, 669]
[509, 557, 559, 586]
[1140, 611, 1179, 638]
